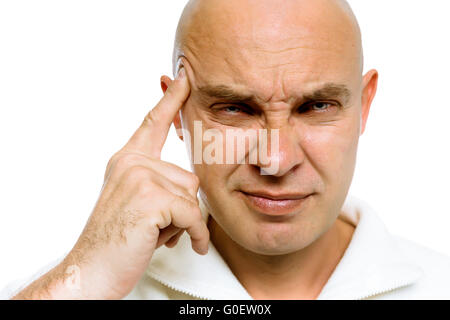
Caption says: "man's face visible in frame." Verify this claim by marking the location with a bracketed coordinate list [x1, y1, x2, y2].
[176, 0, 371, 255]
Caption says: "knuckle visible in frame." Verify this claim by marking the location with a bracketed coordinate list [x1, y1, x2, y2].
[114, 154, 143, 172]
[105, 152, 120, 172]
[187, 173, 200, 189]
[124, 165, 151, 183]
[172, 197, 202, 226]
[194, 206, 203, 220]
[185, 201, 202, 220]
[158, 209, 172, 229]
[136, 181, 158, 198]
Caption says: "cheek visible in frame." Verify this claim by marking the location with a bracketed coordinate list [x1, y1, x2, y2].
[302, 117, 359, 185]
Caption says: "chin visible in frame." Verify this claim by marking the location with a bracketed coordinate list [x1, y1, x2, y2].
[244, 238, 313, 256]
[237, 220, 320, 256]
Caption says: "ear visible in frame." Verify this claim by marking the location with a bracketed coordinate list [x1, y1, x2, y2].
[360, 69, 378, 135]
[160, 76, 184, 141]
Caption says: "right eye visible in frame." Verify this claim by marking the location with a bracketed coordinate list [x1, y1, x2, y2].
[214, 104, 254, 115]
[222, 106, 244, 114]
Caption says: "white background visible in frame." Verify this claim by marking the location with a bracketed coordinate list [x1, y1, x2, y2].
[1, 0, 449, 291]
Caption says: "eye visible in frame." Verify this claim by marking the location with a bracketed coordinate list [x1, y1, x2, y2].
[297, 101, 338, 114]
[215, 104, 254, 115]
[311, 102, 332, 111]
[223, 106, 243, 113]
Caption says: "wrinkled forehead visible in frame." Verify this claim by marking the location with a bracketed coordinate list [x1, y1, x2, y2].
[179, 0, 362, 101]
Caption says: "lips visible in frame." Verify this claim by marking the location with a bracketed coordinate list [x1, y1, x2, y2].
[240, 190, 312, 216]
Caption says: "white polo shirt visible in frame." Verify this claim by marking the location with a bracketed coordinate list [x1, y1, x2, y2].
[2, 195, 450, 299]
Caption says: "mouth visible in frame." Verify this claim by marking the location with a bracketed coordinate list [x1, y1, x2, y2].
[239, 190, 313, 217]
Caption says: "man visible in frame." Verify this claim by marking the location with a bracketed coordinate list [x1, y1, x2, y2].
[3, 0, 450, 300]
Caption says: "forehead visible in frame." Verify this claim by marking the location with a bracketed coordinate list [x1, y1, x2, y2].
[182, 0, 361, 101]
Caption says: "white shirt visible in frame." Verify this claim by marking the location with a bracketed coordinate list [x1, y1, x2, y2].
[2, 195, 450, 299]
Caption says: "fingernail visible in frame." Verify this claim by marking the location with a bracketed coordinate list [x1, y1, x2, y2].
[176, 67, 186, 80]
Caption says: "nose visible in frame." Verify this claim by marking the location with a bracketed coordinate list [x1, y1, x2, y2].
[255, 126, 305, 177]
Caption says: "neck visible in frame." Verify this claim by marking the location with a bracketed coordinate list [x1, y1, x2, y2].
[208, 216, 355, 300]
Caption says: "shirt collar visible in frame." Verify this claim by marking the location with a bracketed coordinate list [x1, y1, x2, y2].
[317, 195, 423, 299]
[146, 195, 423, 300]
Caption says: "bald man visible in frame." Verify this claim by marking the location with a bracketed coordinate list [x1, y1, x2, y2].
[4, 0, 450, 300]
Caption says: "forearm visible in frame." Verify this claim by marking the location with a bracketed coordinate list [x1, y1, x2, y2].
[11, 260, 84, 300]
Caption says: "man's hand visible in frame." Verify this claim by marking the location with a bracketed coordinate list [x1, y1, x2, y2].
[13, 67, 209, 300]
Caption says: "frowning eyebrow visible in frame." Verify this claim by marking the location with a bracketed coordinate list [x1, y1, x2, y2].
[197, 83, 352, 105]
[197, 85, 255, 104]
[303, 83, 351, 105]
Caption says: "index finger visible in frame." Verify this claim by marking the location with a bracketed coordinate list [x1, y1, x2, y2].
[123, 66, 190, 158]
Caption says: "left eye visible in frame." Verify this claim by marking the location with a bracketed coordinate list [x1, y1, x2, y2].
[297, 102, 336, 114]
[311, 102, 332, 111]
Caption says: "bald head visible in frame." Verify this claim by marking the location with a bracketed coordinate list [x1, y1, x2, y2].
[172, 0, 363, 77]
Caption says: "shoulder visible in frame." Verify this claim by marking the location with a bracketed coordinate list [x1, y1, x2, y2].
[395, 236, 450, 275]
[382, 236, 450, 299]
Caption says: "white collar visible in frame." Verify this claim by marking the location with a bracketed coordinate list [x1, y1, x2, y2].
[146, 195, 423, 300]
[316, 196, 423, 299]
